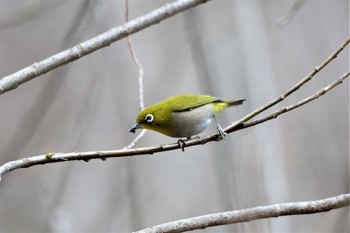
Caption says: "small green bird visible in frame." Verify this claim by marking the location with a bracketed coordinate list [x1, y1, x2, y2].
[129, 94, 245, 139]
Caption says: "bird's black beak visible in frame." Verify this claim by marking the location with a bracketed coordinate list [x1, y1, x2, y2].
[129, 123, 141, 133]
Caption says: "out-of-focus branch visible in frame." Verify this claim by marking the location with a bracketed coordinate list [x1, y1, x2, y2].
[124, 129, 147, 149]
[134, 194, 350, 233]
[276, 0, 307, 29]
[0, 0, 211, 95]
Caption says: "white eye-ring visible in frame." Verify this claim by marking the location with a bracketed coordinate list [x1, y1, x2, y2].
[145, 114, 154, 123]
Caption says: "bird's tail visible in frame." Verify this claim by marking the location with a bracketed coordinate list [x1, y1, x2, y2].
[226, 99, 246, 106]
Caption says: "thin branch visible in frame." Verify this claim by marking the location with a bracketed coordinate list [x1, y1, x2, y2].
[125, 0, 145, 111]
[232, 37, 350, 126]
[236, 70, 350, 130]
[134, 194, 350, 233]
[0, 144, 180, 182]
[124, 129, 147, 150]
[125, 0, 147, 149]
[0, 69, 348, 181]
[0, 0, 211, 95]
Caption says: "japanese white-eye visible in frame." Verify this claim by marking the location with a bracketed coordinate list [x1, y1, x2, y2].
[129, 94, 245, 139]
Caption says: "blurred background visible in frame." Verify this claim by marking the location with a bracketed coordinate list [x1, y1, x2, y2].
[0, 0, 348, 232]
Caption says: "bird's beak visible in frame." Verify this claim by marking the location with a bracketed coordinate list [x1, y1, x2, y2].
[129, 123, 141, 133]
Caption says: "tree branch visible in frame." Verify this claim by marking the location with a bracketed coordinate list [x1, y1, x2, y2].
[134, 194, 350, 233]
[0, 0, 211, 95]
[124, 0, 147, 149]
[233, 37, 350, 126]
[237, 70, 350, 130]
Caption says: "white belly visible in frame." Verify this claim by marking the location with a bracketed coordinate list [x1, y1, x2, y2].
[171, 104, 215, 138]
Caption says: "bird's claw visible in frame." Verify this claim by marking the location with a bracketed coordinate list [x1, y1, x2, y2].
[177, 139, 186, 152]
[217, 127, 227, 141]
[213, 115, 227, 141]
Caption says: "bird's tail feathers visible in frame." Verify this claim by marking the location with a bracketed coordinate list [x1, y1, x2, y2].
[226, 99, 246, 106]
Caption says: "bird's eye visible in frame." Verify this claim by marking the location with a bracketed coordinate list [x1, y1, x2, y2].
[145, 114, 154, 123]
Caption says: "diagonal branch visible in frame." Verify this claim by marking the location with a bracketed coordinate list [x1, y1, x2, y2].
[276, 0, 308, 28]
[232, 37, 350, 126]
[134, 194, 350, 233]
[0, 0, 211, 95]
[241, 70, 350, 129]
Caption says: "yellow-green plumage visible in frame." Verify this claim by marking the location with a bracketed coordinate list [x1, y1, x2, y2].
[130, 94, 245, 138]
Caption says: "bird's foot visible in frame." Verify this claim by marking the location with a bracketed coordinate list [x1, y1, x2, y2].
[177, 139, 186, 152]
[213, 115, 227, 141]
[177, 136, 200, 152]
[216, 126, 227, 141]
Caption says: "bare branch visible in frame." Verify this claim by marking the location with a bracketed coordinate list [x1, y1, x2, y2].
[125, 0, 145, 111]
[124, 129, 147, 150]
[134, 194, 350, 233]
[238, 70, 350, 130]
[124, 0, 147, 149]
[0, 143, 180, 182]
[0, 0, 211, 95]
[232, 37, 350, 126]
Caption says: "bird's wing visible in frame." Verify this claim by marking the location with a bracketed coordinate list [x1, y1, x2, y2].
[170, 94, 218, 112]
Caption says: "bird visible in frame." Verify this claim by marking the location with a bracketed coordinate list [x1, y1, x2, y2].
[129, 94, 245, 143]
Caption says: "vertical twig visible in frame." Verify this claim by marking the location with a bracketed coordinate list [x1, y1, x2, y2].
[125, 0, 147, 149]
[125, 0, 145, 111]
